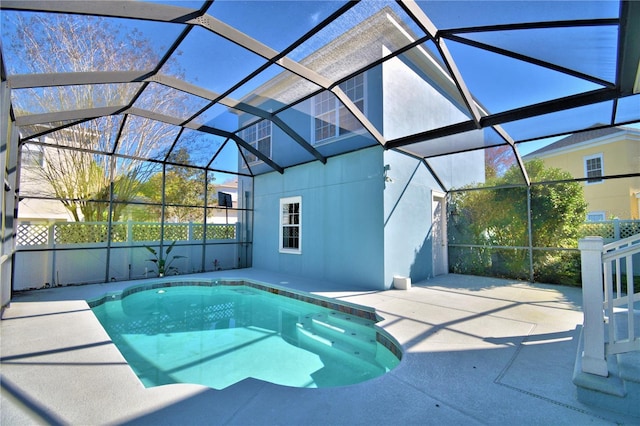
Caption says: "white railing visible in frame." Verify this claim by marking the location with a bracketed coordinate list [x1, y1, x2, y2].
[579, 234, 640, 376]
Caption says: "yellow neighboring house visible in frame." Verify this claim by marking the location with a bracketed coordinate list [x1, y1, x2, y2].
[524, 126, 640, 220]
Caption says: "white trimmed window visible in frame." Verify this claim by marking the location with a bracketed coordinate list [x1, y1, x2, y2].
[584, 153, 603, 184]
[240, 120, 271, 165]
[279, 196, 301, 254]
[313, 74, 365, 144]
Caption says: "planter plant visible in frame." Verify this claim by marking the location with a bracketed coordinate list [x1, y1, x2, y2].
[145, 240, 186, 277]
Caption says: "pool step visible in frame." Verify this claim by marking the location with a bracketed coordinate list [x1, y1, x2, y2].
[300, 311, 375, 336]
[315, 318, 377, 353]
[300, 312, 376, 343]
[296, 312, 378, 358]
[295, 324, 384, 374]
[325, 311, 375, 332]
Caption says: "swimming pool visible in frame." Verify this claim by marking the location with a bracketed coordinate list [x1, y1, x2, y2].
[89, 279, 401, 389]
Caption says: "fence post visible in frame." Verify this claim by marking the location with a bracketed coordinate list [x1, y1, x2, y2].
[613, 218, 620, 240]
[578, 236, 608, 376]
[127, 220, 133, 244]
[48, 222, 56, 286]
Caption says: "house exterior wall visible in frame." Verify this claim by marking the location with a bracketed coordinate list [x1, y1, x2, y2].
[247, 13, 482, 289]
[383, 149, 441, 287]
[381, 48, 470, 140]
[380, 51, 475, 285]
[18, 142, 77, 221]
[251, 145, 445, 290]
[532, 135, 640, 219]
[251, 146, 452, 290]
[252, 146, 385, 289]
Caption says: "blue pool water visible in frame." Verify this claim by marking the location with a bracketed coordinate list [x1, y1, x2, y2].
[90, 281, 401, 389]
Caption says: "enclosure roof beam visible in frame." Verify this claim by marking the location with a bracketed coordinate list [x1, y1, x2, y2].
[126, 107, 285, 174]
[448, 17, 620, 35]
[1, 0, 336, 89]
[8, 71, 153, 89]
[386, 121, 478, 150]
[270, 116, 326, 164]
[10, 72, 327, 165]
[0, 1, 203, 24]
[122, 106, 188, 127]
[11, 71, 237, 106]
[210, 98, 326, 164]
[147, 74, 221, 101]
[17, 117, 96, 143]
[224, 133, 284, 175]
[187, 13, 281, 62]
[16, 104, 284, 174]
[617, 0, 640, 95]
[16, 101, 284, 173]
[332, 86, 387, 147]
[190, 5, 384, 149]
[399, 0, 482, 127]
[14, 105, 127, 127]
[192, 14, 385, 149]
[386, 87, 619, 150]
[442, 34, 616, 89]
[479, 87, 618, 128]
[490, 125, 531, 187]
[3, 0, 382, 157]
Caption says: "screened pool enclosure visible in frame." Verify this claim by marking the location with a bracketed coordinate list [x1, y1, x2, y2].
[1, 1, 639, 297]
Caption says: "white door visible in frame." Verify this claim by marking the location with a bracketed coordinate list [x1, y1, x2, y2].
[432, 191, 448, 276]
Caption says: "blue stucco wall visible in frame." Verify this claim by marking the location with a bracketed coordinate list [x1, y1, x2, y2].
[379, 50, 465, 287]
[248, 45, 462, 289]
[381, 52, 470, 141]
[382, 150, 442, 288]
[252, 146, 386, 289]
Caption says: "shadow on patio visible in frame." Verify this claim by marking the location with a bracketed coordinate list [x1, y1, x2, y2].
[2, 272, 638, 424]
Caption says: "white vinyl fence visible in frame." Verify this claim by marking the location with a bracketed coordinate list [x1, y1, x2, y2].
[14, 220, 243, 290]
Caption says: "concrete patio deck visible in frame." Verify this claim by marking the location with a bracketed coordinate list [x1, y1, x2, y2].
[2, 270, 639, 425]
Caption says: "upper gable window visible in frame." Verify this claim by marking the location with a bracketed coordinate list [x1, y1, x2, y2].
[584, 153, 603, 184]
[313, 74, 365, 144]
[240, 120, 271, 165]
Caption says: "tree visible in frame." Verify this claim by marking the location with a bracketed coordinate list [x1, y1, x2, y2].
[449, 159, 587, 282]
[137, 148, 217, 223]
[484, 145, 515, 180]
[5, 12, 193, 221]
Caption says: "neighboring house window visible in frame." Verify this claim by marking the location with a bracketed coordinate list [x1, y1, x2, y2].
[586, 211, 606, 222]
[22, 144, 44, 168]
[240, 120, 271, 164]
[584, 153, 603, 184]
[313, 74, 365, 144]
[279, 196, 301, 254]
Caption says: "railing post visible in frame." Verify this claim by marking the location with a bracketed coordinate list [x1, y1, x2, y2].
[578, 236, 609, 376]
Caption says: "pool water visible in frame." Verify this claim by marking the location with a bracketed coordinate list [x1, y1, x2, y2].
[91, 284, 400, 389]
